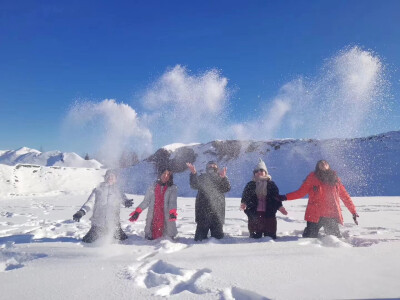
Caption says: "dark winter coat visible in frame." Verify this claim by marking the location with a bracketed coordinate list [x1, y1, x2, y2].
[241, 180, 283, 218]
[190, 172, 231, 225]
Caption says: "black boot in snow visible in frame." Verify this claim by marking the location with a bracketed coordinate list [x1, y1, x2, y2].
[114, 227, 128, 241]
[82, 226, 102, 243]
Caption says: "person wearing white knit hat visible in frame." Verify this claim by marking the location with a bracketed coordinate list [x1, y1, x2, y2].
[240, 159, 287, 239]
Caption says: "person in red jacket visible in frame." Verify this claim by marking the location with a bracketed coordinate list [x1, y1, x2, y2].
[279, 160, 359, 238]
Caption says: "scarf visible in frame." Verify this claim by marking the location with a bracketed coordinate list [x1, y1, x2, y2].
[254, 176, 270, 212]
[151, 183, 168, 239]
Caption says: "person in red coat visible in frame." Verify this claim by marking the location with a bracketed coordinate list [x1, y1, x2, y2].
[279, 160, 359, 238]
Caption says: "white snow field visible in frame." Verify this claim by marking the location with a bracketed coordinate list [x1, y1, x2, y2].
[1, 191, 399, 299]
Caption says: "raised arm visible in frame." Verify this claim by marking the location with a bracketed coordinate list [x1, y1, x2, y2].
[166, 185, 178, 210]
[166, 185, 178, 221]
[189, 173, 200, 190]
[80, 188, 96, 214]
[240, 182, 252, 210]
[338, 180, 356, 215]
[218, 176, 231, 193]
[73, 188, 96, 222]
[129, 185, 153, 222]
[286, 173, 313, 200]
[137, 185, 154, 211]
[269, 181, 283, 210]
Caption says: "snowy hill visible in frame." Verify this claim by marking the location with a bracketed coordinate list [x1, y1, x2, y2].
[0, 147, 102, 169]
[121, 131, 400, 197]
[0, 164, 106, 197]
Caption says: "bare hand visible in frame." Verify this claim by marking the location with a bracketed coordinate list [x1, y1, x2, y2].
[186, 162, 196, 174]
[240, 203, 246, 210]
[219, 166, 227, 178]
[278, 206, 288, 215]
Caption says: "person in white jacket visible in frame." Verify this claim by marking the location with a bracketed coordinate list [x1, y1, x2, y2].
[73, 169, 133, 243]
[129, 167, 178, 240]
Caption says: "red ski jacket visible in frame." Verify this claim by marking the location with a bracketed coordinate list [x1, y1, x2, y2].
[286, 172, 356, 224]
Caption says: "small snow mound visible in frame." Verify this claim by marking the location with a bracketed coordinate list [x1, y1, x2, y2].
[225, 286, 270, 300]
[158, 239, 188, 253]
[319, 235, 352, 248]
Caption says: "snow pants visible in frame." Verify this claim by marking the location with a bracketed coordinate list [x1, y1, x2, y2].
[248, 212, 277, 239]
[302, 217, 341, 238]
[194, 220, 224, 241]
[82, 225, 128, 243]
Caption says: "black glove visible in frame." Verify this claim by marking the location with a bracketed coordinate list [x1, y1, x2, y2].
[353, 213, 359, 225]
[124, 199, 134, 208]
[169, 213, 177, 221]
[73, 209, 85, 222]
[129, 211, 140, 222]
[277, 194, 287, 201]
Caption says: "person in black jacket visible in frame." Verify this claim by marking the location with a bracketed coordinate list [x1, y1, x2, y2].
[186, 161, 231, 241]
[240, 159, 287, 239]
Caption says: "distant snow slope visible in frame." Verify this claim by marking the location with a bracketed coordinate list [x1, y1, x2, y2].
[121, 131, 400, 197]
[0, 147, 102, 169]
[0, 164, 105, 197]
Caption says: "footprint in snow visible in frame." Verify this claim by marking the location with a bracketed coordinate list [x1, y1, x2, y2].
[126, 259, 212, 297]
[0, 245, 47, 272]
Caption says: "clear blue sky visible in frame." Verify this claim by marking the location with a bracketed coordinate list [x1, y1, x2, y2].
[1, 0, 400, 155]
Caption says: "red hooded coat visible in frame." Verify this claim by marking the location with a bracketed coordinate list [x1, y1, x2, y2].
[286, 172, 356, 224]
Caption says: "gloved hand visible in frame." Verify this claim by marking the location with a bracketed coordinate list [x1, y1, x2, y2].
[129, 207, 142, 222]
[169, 209, 178, 221]
[277, 194, 287, 201]
[278, 206, 288, 215]
[124, 199, 134, 208]
[73, 209, 85, 222]
[353, 213, 359, 225]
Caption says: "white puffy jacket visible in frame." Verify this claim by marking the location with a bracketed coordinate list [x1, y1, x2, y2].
[80, 183, 129, 228]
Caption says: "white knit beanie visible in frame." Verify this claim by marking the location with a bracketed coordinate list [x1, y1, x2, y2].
[254, 158, 268, 174]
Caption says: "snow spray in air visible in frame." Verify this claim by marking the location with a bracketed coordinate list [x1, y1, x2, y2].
[268, 46, 391, 192]
[233, 46, 390, 141]
[65, 99, 152, 168]
[141, 65, 231, 147]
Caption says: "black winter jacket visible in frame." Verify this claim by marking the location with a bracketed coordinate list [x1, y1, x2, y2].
[241, 180, 283, 218]
[190, 172, 231, 224]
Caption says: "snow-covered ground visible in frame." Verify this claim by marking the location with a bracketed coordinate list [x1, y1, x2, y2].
[1, 193, 399, 299]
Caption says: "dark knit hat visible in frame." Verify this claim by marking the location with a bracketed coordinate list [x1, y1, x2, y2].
[206, 161, 218, 170]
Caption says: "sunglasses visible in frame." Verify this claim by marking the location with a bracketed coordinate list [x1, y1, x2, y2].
[253, 169, 265, 174]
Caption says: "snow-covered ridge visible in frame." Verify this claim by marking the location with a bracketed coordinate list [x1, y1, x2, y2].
[0, 147, 102, 169]
[162, 142, 200, 151]
[121, 130, 400, 197]
[0, 164, 105, 197]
